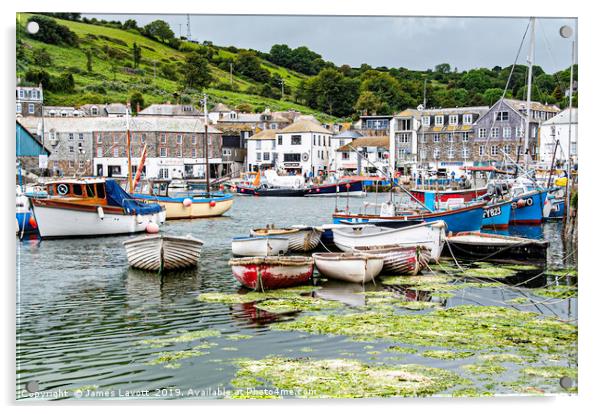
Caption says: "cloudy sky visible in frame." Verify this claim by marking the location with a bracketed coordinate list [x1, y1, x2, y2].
[87, 14, 577, 72]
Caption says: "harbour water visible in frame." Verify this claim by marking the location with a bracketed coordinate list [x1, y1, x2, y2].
[16, 195, 577, 399]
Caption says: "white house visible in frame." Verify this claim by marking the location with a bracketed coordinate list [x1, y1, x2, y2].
[539, 108, 578, 167]
[275, 119, 333, 177]
[335, 136, 390, 176]
[246, 129, 278, 171]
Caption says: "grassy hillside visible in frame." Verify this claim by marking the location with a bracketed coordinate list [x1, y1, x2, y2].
[16, 13, 336, 122]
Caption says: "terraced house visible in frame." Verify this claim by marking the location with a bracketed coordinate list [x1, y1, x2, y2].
[472, 98, 560, 164]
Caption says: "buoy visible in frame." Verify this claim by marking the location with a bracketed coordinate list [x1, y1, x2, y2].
[28, 216, 37, 229]
[517, 199, 526, 208]
[219, 184, 224, 191]
[316, 188, 320, 192]
[146, 222, 160, 233]
[345, 183, 351, 189]
[183, 198, 193, 207]
[209, 200, 216, 207]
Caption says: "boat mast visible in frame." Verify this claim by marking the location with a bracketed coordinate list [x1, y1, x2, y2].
[202, 94, 211, 198]
[126, 102, 133, 192]
[523, 17, 535, 174]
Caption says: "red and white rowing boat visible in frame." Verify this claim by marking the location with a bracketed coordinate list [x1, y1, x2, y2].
[228, 256, 314, 290]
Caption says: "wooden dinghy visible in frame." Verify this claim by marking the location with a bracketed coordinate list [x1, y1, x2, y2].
[228, 256, 314, 290]
[250, 226, 324, 252]
[312, 252, 384, 284]
[443, 231, 549, 264]
[123, 234, 204, 272]
[353, 245, 431, 276]
[231, 236, 289, 256]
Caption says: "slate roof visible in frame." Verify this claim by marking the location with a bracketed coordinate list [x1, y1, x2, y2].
[280, 119, 332, 134]
[337, 136, 390, 152]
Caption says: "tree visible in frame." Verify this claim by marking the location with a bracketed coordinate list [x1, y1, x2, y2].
[143, 20, 174, 43]
[299, 68, 359, 116]
[181, 50, 213, 89]
[27, 15, 78, 46]
[132, 42, 142, 68]
[483, 88, 508, 105]
[129, 91, 145, 113]
[85, 49, 93, 72]
[32, 48, 52, 67]
[235, 103, 253, 112]
[53, 72, 75, 93]
[435, 63, 451, 74]
[359, 70, 402, 111]
[24, 69, 51, 89]
[234, 51, 270, 83]
[123, 19, 139, 31]
[354, 91, 385, 115]
[552, 85, 564, 102]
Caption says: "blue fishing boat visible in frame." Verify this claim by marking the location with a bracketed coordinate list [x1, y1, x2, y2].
[482, 199, 512, 229]
[332, 202, 485, 233]
[509, 189, 549, 225]
[544, 188, 566, 220]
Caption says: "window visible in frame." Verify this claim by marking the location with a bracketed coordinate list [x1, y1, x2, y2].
[176, 148, 182, 157]
[69, 146, 74, 153]
[503, 144, 511, 155]
[277, 135, 283, 145]
[433, 134, 440, 143]
[160, 147, 167, 157]
[191, 135, 196, 144]
[79, 133, 84, 140]
[69, 160, 75, 168]
[449, 115, 458, 125]
[113, 148, 119, 157]
[462, 147, 469, 159]
[495, 111, 509, 121]
[342, 152, 350, 160]
[177, 134, 183, 144]
[96, 147, 103, 157]
[28, 104, 35, 114]
[419, 149, 426, 160]
[397, 119, 411, 130]
[96, 134, 102, 144]
[433, 148, 440, 159]
[447, 134, 454, 143]
[313, 135, 316, 145]
[141, 134, 146, 143]
[284, 153, 301, 162]
[91, 107, 98, 116]
[160, 134, 166, 144]
[291, 135, 302, 145]
[256, 152, 261, 161]
[263, 152, 270, 161]
[491, 128, 499, 138]
[491, 145, 499, 156]
[79, 161, 85, 169]
[397, 133, 410, 144]
[72, 184, 84, 197]
[420, 135, 427, 143]
[435, 115, 444, 126]
[462, 132, 469, 142]
[16, 103, 21, 113]
[192, 148, 197, 158]
[478, 129, 487, 139]
[463, 114, 473, 124]
[69, 133, 74, 140]
[422, 116, 430, 126]
[479, 145, 485, 156]
[515, 127, 523, 137]
[503, 127, 511, 138]
[113, 135, 119, 144]
[447, 147, 454, 159]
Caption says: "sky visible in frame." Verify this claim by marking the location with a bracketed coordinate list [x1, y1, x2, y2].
[85, 14, 577, 73]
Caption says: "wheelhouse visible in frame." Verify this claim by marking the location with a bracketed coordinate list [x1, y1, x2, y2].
[45, 180, 107, 202]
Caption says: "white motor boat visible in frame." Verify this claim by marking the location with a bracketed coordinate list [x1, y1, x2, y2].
[123, 234, 204, 272]
[231, 236, 289, 257]
[312, 252, 384, 284]
[331, 220, 447, 261]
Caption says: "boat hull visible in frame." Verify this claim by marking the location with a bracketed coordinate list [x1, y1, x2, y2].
[331, 221, 446, 261]
[305, 180, 365, 197]
[312, 253, 384, 283]
[353, 245, 431, 276]
[30, 199, 165, 238]
[231, 236, 289, 256]
[482, 200, 512, 229]
[250, 228, 324, 252]
[123, 235, 204, 271]
[410, 187, 488, 210]
[228, 256, 314, 290]
[443, 231, 549, 264]
[510, 190, 548, 225]
[134, 193, 233, 219]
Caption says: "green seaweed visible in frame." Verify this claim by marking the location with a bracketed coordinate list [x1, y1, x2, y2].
[230, 357, 468, 398]
[452, 387, 494, 397]
[477, 354, 524, 363]
[521, 366, 577, 379]
[254, 296, 343, 314]
[422, 350, 474, 360]
[532, 285, 577, 299]
[462, 267, 516, 279]
[147, 344, 215, 369]
[225, 334, 253, 341]
[138, 330, 221, 348]
[546, 268, 578, 277]
[197, 286, 319, 305]
[462, 363, 507, 375]
[506, 297, 529, 304]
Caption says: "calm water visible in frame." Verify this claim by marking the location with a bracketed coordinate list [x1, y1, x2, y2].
[16, 195, 577, 400]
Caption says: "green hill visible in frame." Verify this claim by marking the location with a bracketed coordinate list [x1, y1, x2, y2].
[16, 13, 337, 122]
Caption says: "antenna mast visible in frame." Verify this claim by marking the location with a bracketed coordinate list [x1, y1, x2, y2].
[523, 17, 535, 171]
[186, 14, 191, 40]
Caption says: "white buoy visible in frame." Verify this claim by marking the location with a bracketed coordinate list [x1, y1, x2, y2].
[182, 198, 193, 207]
[146, 222, 160, 234]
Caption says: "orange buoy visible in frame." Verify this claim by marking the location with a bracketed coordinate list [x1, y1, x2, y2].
[209, 200, 216, 207]
[146, 223, 160, 233]
[28, 216, 37, 229]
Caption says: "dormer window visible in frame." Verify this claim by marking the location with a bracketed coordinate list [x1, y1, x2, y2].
[422, 116, 430, 126]
[449, 115, 458, 125]
[91, 106, 98, 116]
[434, 115, 444, 126]
[463, 114, 473, 124]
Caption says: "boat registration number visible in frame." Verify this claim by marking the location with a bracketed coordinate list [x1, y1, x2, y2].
[483, 206, 501, 218]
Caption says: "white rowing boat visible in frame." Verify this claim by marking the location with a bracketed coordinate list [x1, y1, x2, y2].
[353, 245, 431, 275]
[331, 220, 446, 261]
[123, 234, 204, 272]
[312, 252, 384, 284]
[231, 236, 289, 256]
[250, 226, 324, 252]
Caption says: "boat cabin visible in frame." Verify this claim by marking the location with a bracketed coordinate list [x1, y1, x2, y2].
[45, 179, 107, 204]
[146, 180, 171, 197]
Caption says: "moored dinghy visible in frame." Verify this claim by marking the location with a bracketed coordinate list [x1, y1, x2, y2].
[312, 252, 384, 284]
[352, 245, 431, 276]
[229, 256, 314, 290]
[250, 225, 324, 252]
[123, 234, 204, 272]
[231, 236, 289, 256]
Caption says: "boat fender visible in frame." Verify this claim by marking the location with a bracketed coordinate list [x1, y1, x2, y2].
[146, 222, 160, 234]
[183, 198, 193, 207]
[209, 200, 216, 207]
[517, 199, 527, 208]
[97, 206, 104, 220]
[28, 216, 37, 229]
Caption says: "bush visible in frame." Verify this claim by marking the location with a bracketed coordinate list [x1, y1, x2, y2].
[160, 64, 179, 81]
[24, 69, 51, 89]
[27, 15, 78, 46]
[84, 84, 107, 94]
[32, 48, 53, 67]
[52, 72, 75, 93]
[99, 35, 127, 47]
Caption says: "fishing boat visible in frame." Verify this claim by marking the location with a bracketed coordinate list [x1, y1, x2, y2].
[543, 187, 566, 220]
[482, 199, 512, 229]
[305, 180, 364, 197]
[353, 245, 431, 275]
[123, 234, 204, 272]
[250, 226, 324, 252]
[339, 218, 424, 229]
[228, 256, 314, 290]
[135, 179, 233, 219]
[254, 185, 307, 197]
[329, 220, 447, 261]
[29, 178, 165, 238]
[410, 187, 488, 210]
[443, 232, 549, 264]
[231, 236, 289, 256]
[16, 185, 46, 235]
[332, 202, 485, 233]
[509, 186, 549, 225]
[312, 252, 384, 283]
